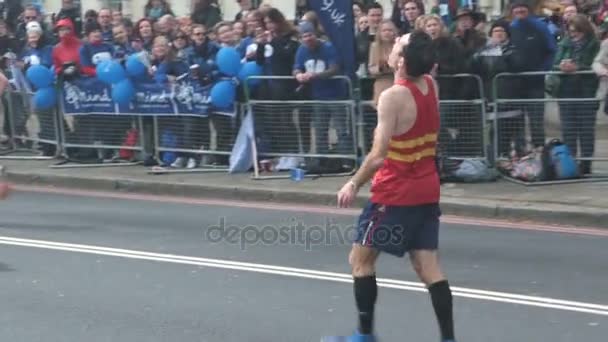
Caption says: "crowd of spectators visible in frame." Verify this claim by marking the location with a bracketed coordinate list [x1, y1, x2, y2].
[1, 0, 608, 174]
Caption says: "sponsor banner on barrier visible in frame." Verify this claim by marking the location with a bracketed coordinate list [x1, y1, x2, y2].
[61, 77, 235, 117]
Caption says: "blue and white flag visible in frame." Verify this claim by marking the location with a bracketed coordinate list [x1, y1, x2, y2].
[308, 0, 356, 80]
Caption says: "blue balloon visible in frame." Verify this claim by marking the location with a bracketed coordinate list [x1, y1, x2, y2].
[210, 80, 236, 108]
[126, 54, 146, 77]
[216, 47, 241, 77]
[97, 60, 126, 84]
[34, 87, 57, 110]
[238, 61, 263, 87]
[112, 79, 135, 106]
[26, 65, 54, 89]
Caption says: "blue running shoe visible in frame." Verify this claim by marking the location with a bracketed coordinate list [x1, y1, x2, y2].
[321, 331, 377, 342]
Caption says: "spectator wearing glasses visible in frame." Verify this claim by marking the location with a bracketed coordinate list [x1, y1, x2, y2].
[16, 5, 54, 47]
[172, 24, 219, 169]
[171, 30, 190, 59]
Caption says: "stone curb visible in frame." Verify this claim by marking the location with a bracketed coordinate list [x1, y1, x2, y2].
[6, 171, 608, 228]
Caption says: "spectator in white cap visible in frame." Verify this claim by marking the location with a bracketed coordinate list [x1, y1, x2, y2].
[18, 19, 53, 71]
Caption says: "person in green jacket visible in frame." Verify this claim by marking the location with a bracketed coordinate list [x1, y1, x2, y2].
[552, 14, 600, 175]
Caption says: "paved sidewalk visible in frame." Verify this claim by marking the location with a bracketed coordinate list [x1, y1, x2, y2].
[2, 159, 608, 228]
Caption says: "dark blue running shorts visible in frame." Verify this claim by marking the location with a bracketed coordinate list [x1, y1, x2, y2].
[353, 200, 442, 257]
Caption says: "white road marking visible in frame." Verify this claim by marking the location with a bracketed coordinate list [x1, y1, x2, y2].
[1, 236, 607, 316]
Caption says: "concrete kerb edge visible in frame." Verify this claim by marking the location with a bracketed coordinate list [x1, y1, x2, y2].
[5, 171, 608, 229]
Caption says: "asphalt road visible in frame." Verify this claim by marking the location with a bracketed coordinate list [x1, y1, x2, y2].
[0, 188, 607, 342]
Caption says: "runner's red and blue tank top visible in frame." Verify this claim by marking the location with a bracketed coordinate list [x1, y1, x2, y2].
[370, 75, 441, 206]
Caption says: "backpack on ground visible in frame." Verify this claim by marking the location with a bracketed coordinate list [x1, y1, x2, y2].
[541, 139, 579, 181]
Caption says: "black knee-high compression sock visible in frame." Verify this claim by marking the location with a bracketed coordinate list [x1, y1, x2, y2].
[353, 275, 377, 334]
[428, 280, 455, 340]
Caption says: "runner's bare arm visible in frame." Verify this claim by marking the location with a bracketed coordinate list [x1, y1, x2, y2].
[349, 88, 400, 189]
[0, 72, 8, 96]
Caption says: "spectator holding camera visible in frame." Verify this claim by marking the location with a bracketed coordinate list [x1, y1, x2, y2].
[148, 35, 188, 84]
[52, 18, 82, 80]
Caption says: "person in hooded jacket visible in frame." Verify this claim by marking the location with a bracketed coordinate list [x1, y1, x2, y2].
[52, 18, 83, 81]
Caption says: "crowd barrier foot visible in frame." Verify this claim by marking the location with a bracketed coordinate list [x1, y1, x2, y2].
[500, 174, 608, 186]
[147, 165, 229, 175]
[0, 148, 56, 160]
[49, 158, 142, 169]
[251, 170, 356, 181]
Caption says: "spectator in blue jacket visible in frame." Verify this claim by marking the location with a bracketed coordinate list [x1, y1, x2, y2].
[97, 8, 114, 44]
[508, 0, 558, 149]
[293, 21, 351, 171]
[19, 25, 53, 70]
[149, 35, 189, 84]
[186, 24, 220, 86]
[112, 23, 135, 62]
[79, 21, 114, 77]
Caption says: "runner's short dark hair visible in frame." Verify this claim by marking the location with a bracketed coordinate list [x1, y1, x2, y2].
[400, 30, 436, 78]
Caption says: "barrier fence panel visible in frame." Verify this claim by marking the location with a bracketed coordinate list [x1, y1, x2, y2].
[357, 74, 488, 164]
[357, 99, 377, 157]
[244, 76, 358, 180]
[492, 71, 608, 184]
[151, 103, 245, 174]
[53, 112, 144, 168]
[0, 89, 61, 160]
[435, 74, 488, 163]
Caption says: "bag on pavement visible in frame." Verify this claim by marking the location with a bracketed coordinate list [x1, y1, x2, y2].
[541, 139, 579, 181]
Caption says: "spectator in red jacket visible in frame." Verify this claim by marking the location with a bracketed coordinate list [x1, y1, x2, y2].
[52, 18, 82, 80]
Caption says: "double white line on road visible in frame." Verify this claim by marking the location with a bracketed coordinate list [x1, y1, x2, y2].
[1, 236, 607, 316]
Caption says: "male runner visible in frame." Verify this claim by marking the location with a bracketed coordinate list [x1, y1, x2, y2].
[329, 30, 456, 342]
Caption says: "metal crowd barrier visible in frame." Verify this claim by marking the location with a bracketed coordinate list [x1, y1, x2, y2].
[243, 75, 358, 180]
[52, 112, 144, 169]
[492, 70, 608, 182]
[0, 88, 62, 160]
[150, 103, 246, 174]
[356, 74, 489, 164]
